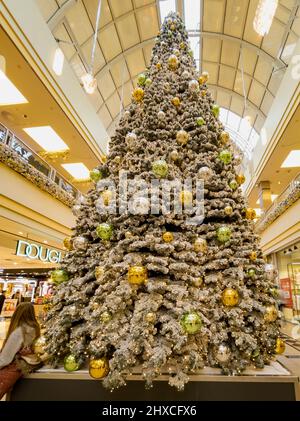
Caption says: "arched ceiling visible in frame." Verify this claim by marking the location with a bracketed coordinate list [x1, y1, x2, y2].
[36, 0, 300, 157]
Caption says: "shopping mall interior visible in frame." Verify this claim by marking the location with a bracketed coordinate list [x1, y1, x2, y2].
[0, 0, 300, 403]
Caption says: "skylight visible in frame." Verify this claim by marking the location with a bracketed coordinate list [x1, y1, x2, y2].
[189, 36, 200, 70]
[184, 0, 201, 31]
[219, 108, 259, 159]
[158, 0, 176, 23]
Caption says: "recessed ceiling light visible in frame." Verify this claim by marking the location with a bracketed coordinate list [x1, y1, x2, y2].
[18, 231, 23, 235]
[23, 126, 69, 152]
[43, 240, 48, 244]
[281, 150, 300, 168]
[0, 70, 28, 106]
[61, 163, 90, 180]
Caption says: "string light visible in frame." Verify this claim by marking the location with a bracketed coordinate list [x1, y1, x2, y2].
[253, 0, 278, 36]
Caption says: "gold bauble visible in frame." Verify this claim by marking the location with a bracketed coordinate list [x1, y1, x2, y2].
[101, 154, 107, 163]
[194, 238, 207, 253]
[180, 42, 185, 49]
[101, 190, 113, 206]
[200, 90, 207, 97]
[33, 336, 46, 355]
[125, 231, 134, 239]
[192, 277, 203, 287]
[224, 205, 233, 216]
[92, 302, 100, 310]
[156, 62, 162, 70]
[128, 266, 148, 285]
[172, 96, 181, 106]
[245, 208, 256, 220]
[100, 311, 111, 323]
[89, 358, 109, 379]
[63, 237, 73, 251]
[249, 251, 257, 261]
[198, 76, 205, 85]
[170, 24, 176, 31]
[176, 129, 189, 145]
[264, 305, 278, 322]
[168, 54, 179, 70]
[202, 71, 209, 82]
[222, 288, 239, 307]
[179, 190, 193, 205]
[162, 232, 174, 243]
[132, 87, 144, 102]
[220, 131, 230, 144]
[95, 266, 104, 280]
[275, 338, 285, 354]
[170, 149, 179, 161]
[145, 312, 156, 323]
[236, 174, 246, 185]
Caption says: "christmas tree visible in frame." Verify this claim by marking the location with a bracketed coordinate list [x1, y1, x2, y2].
[44, 12, 282, 391]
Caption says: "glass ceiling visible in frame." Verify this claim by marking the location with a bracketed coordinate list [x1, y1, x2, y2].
[158, 0, 259, 159]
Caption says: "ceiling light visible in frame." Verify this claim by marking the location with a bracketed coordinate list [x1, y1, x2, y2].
[43, 240, 48, 244]
[18, 231, 23, 235]
[281, 150, 300, 168]
[256, 194, 278, 204]
[0, 70, 28, 106]
[23, 126, 69, 152]
[253, 0, 278, 36]
[52, 47, 64, 76]
[61, 163, 90, 180]
[81, 72, 97, 94]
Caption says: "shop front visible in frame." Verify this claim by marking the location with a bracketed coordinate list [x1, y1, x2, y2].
[0, 221, 65, 344]
[276, 241, 300, 322]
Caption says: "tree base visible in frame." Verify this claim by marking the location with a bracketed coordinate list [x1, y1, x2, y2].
[9, 361, 298, 401]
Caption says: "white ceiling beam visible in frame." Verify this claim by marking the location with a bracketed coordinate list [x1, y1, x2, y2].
[47, 0, 78, 31]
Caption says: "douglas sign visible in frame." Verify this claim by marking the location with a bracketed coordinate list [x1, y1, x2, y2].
[16, 240, 62, 264]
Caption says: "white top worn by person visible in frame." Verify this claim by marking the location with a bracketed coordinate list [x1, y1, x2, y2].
[0, 323, 37, 369]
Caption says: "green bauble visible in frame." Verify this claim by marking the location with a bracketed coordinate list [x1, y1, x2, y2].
[196, 117, 205, 126]
[96, 223, 113, 240]
[217, 226, 232, 243]
[64, 354, 79, 372]
[145, 78, 152, 87]
[212, 104, 220, 117]
[219, 150, 232, 164]
[188, 49, 193, 57]
[90, 168, 102, 183]
[51, 269, 69, 285]
[152, 159, 168, 178]
[229, 179, 238, 190]
[247, 268, 256, 278]
[181, 311, 202, 334]
[138, 73, 147, 86]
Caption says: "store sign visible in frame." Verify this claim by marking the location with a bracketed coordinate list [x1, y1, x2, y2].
[16, 240, 62, 264]
[280, 278, 293, 308]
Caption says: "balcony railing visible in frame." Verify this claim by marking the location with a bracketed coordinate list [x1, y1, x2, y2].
[0, 122, 81, 206]
[255, 172, 300, 233]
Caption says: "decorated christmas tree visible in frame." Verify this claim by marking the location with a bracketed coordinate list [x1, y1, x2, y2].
[43, 12, 283, 391]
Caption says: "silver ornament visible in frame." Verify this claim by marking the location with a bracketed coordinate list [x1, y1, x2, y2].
[72, 204, 81, 216]
[73, 236, 88, 250]
[188, 79, 200, 93]
[198, 166, 213, 181]
[170, 150, 179, 161]
[216, 344, 230, 363]
[123, 110, 130, 120]
[76, 195, 86, 205]
[158, 110, 166, 120]
[182, 70, 190, 80]
[126, 132, 137, 148]
[130, 196, 149, 215]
